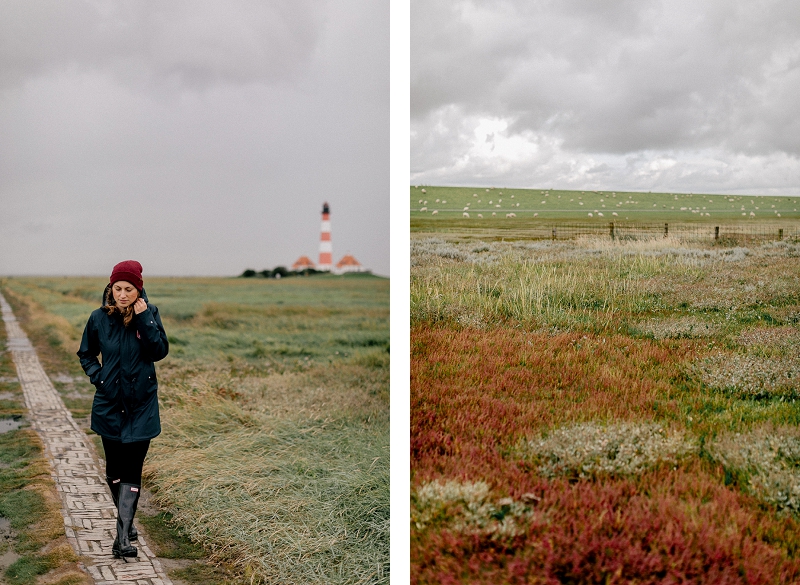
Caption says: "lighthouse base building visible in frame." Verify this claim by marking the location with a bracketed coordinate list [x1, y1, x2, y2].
[335, 254, 366, 274]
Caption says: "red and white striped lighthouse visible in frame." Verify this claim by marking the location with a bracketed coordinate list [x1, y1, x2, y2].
[318, 202, 332, 271]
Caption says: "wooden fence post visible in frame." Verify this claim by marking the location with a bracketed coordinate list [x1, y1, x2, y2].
[779, 228, 784, 240]
[610, 222, 615, 240]
[664, 223, 668, 238]
[715, 226, 719, 240]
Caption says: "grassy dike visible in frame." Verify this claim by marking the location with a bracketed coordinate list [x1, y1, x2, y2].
[0, 275, 389, 585]
[411, 185, 800, 222]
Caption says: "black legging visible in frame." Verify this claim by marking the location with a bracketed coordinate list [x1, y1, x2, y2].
[102, 437, 150, 486]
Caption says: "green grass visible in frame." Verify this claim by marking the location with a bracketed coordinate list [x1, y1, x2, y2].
[411, 185, 800, 222]
[0, 275, 389, 585]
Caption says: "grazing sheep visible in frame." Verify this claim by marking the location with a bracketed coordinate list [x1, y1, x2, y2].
[478, 214, 483, 218]
[612, 212, 618, 216]
[420, 207, 427, 212]
[588, 212, 593, 217]
[506, 213, 516, 218]
[464, 206, 470, 211]
[492, 212, 496, 216]
[533, 213, 538, 217]
[473, 193, 477, 197]
[421, 188, 427, 194]
[432, 210, 438, 215]
[463, 212, 470, 218]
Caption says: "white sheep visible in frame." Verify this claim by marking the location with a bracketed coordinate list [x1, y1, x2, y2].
[506, 213, 516, 218]
[421, 188, 426, 194]
[478, 214, 483, 218]
[432, 210, 438, 215]
[463, 212, 470, 218]
[533, 213, 538, 217]
[420, 207, 427, 212]
[464, 206, 470, 211]
[492, 212, 496, 216]
[588, 212, 593, 217]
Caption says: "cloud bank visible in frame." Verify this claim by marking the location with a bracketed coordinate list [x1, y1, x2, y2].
[411, 0, 800, 194]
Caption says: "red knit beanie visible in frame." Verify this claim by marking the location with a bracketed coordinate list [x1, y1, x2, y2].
[110, 260, 143, 291]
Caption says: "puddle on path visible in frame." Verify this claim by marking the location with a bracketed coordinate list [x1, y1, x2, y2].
[0, 418, 23, 434]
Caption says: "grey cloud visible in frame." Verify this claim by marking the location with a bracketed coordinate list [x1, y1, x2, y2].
[1, 0, 388, 277]
[412, 0, 800, 157]
[0, 0, 325, 90]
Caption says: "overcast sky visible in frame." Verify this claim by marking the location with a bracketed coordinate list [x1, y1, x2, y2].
[0, 0, 388, 277]
[411, 0, 800, 195]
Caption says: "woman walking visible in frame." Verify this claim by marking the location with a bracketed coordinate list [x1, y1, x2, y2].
[77, 260, 169, 558]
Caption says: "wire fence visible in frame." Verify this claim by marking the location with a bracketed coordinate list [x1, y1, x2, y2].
[414, 220, 800, 243]
[559, 222, 800, 243]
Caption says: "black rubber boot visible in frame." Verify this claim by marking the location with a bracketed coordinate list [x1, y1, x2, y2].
[106, 477, 138, 541]
[112, 484, 140, 558]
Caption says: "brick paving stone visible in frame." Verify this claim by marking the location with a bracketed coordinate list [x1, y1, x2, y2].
[0, 294, 173, 585]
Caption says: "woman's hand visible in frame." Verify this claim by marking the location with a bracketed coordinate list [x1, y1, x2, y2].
[133, 298, 148, 314]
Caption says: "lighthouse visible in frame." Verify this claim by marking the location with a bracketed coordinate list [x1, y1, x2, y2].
[318, 202, 332, 271]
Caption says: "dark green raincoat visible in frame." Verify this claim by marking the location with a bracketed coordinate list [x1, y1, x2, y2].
[77, 287, 168, 442]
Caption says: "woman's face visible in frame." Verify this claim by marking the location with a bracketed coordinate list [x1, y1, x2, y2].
[112, 281, 139, 308]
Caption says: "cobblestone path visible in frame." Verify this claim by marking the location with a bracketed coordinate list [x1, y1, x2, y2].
[0, 293, 173, 585]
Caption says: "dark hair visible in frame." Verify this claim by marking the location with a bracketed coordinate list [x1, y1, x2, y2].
[102, 283, 138, 328]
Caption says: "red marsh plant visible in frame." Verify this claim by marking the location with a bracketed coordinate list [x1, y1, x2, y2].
[411, 326, 694, 482]
[411, 460, 800, 584]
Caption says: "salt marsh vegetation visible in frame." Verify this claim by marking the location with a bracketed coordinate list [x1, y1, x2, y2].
[412, 233, 800, 583]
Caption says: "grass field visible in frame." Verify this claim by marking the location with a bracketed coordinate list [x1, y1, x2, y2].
[411, 216, 800, 582]
[411, 185, 800, 222]
[0, 274, 389, 585]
